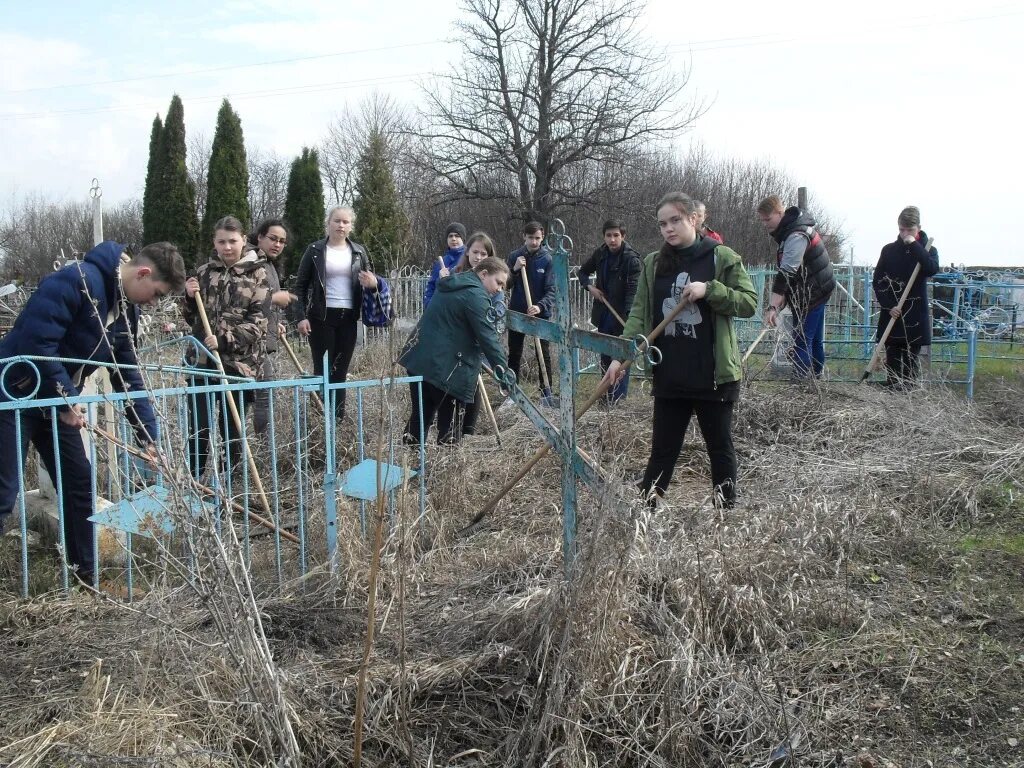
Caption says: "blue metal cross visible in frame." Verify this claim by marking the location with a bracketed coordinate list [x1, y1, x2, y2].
[495, 219, 637, 571]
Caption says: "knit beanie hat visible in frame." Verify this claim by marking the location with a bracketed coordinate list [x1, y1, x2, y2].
[897, 206, 921, 228]
[445, 222, 467, 241]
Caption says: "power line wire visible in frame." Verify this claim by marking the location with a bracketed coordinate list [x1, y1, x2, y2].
[0, 73, 435, 122]
[0, 4, 1018, 121]
[0, 40, 451, 95]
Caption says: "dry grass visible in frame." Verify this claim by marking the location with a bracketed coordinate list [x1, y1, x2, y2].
[2, 340, 1023, 766]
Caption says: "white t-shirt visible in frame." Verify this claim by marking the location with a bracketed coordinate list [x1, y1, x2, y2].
[325, 242, 354, 308]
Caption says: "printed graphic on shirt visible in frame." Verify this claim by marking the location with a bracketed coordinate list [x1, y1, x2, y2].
[663, 272, 702, 338]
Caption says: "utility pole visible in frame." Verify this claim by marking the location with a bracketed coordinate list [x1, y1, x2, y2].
[90, 178, 103, 245]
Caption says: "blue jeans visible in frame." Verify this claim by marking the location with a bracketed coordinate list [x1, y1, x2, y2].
[791, 304, 826, 377]
[600, 354, 630, 402]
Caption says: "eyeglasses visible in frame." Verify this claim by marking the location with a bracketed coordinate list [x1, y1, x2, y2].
[263, 234, 287, 245]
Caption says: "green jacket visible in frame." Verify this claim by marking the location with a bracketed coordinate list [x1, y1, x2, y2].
[400, 271, 508, 402]
[621, 244, 757, 386]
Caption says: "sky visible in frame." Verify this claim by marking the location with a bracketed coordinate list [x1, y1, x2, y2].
[1, 0, 1022, 267]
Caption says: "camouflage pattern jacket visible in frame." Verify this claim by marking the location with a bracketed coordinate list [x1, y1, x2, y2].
[182, 250, 270, 378]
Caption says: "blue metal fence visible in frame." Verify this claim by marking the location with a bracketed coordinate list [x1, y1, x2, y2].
[0, 353, 427, 599]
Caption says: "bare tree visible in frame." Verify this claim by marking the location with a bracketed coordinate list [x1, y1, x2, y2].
[0, 193, 142, 284]
[187, 132, 212, 224]
[320, 92, 412, 207]
[417, 0, 704, 223]
[247, 145, 290, 226]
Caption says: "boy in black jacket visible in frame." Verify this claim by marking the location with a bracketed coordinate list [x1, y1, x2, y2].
[578, 220, 642, 402]
[872, 205, 940, 387]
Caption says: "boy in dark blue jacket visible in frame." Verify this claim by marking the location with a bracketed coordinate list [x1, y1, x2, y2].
[504, 221, 556, 400]
[0, 241, 185, 582]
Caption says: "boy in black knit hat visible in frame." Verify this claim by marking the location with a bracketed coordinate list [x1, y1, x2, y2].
[424, 222, 467, 308]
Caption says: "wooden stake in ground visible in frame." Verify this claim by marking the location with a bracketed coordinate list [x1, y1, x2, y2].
[194, 296, 276, 523]
[352, 409, 390, 768]
[861, 237, 933, 382]
[519, 268, 555, 401]
[461, 295, 694, 533]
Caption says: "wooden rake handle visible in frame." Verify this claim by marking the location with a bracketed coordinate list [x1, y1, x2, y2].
[192, 295, 275, 520]
[862, 237, 933, 380]
[279, 329, 325, 412]
[741, 327, 771, 365]
[519, 267, 553, 392]
[595, 290, 628, 329]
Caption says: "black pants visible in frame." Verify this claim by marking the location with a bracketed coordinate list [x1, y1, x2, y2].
[640, 396, 737, 504]
[309, 308, 358, 420]
[885, 343, 921, 387]
[187, 367, 251, 480]
[0, 408, 96, 575]
[405, 381, 465, 446]
[508, 331, 553, 391]
[436, 392, 480, 442]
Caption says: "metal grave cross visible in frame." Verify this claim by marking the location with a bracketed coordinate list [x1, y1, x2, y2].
[494, 219, 639, 571]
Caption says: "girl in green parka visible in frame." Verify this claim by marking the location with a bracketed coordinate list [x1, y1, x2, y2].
[603, 192, 757, 507]
[401, 255, 510, 446]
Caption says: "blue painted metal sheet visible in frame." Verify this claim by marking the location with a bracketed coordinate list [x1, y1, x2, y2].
[88, 485, 213, 538]
[341, 459, 418, 501]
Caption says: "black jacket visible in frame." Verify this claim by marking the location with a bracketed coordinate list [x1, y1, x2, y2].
[770, 207, 835, 315]
[873, 231, 940, 346]
[578, 242, 642, 332]
[294, 237, 374, 323]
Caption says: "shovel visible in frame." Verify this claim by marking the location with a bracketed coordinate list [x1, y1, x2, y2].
[519, 268, 559, 407]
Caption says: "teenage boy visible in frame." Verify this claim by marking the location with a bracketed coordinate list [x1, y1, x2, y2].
[757, 195, 835, 379]
[0, 241, 186, 580]
[872, 206, 940, 387]
[578, 220, 642, 402]
[505, 221, 556, 394]
[423, 222, 467, 308]
[694, 200, 724, 244]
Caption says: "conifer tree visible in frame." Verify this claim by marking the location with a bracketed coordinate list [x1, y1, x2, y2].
[153, 95, 200, 267]
[142, 114, 163, 245]
[282, 147, 325, 280]
[202, 99, 251, 247]
[353, 130, 408, 270]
